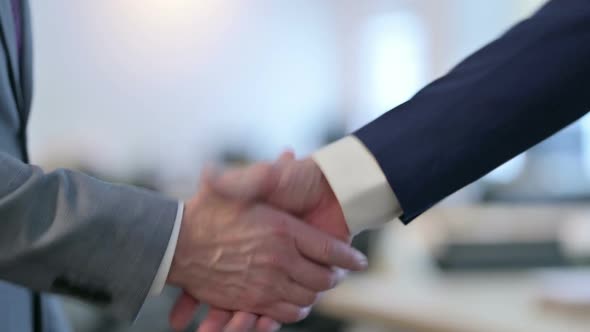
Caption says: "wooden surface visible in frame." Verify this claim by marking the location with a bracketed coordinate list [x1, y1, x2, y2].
[316, 271, 590, 332]
[315, 205, 590, 332]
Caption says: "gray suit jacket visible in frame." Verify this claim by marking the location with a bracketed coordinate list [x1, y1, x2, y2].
[0, 1, 179, 331]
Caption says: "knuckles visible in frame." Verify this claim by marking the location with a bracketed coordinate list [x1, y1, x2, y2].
[247, 290, 270, 309]
[267, 216, 292, 239]
[258, 252, 287, 270]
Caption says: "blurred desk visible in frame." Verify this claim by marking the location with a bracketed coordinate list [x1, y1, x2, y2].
[316, 271, 590, 332]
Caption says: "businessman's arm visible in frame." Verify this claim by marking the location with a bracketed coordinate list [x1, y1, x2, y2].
[317, 0, 590, 229]
[0, 152, 366, 323]
[0, 152, 178, 320]
[171, 1, 590, 330]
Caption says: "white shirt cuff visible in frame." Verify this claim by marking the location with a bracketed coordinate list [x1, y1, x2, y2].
[148, 201, 184, 295]
[312, 135, 403, 236]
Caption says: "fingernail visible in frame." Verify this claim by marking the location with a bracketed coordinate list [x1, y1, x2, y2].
[334, 268, 349, 284]
[300, 306, 312, 320]
[269, 322, 281, 332]
[355, 252, 369, 270]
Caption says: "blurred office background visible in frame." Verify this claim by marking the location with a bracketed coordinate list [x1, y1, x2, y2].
[26, 0, 590, 331]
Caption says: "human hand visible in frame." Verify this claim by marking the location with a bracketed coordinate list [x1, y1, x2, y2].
[167, 166, 365, 328]
[170, 152, 353, 331]
[210, 151, 350, 242]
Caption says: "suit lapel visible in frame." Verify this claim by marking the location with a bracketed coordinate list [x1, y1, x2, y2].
[0, 0, 23, 109]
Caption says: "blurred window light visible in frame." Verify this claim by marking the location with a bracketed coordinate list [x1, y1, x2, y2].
[355, 10, 525, 184]
[483, 154, 526, 184]
[350, 11, 427, 129]
[579, 113, 590, 177]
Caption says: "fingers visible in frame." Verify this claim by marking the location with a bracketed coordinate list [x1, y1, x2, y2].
[169, 292, 200, 331]
[203, 311, 279, 332]
[251, 204, 362, 285]
[334, 267, 350, 284]
[207, 149, 295, 204]
[291, 221, 368, 271]
[210, 163, 278, 201]
[197, 308, 233, 332]
[287, 258, 337, 292]
[256, 317, 282, 332]
[259, 301, 311, 324]
[223, 312, 259, 332]
[280, 279, 318, 307]
[170, 294, 260, 332]
[276, 150, 296, 165]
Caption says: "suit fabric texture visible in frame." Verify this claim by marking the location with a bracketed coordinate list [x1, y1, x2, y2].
[356, 0, 590, 223]
[0, 1, 179, 331]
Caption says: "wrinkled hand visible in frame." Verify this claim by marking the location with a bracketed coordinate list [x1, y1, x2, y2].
[170, 152, 353, 332]
[168, 163, 363, 330]
[205, 151, 350, 241]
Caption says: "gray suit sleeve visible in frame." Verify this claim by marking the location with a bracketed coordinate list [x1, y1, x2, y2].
[0, 152, 179, 320]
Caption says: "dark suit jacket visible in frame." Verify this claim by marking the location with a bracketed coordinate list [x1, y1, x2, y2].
[356, 0, 590, 223]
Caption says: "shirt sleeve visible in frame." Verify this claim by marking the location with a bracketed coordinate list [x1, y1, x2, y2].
[148, 201, 184, 295]
[312, 136, 403, 236]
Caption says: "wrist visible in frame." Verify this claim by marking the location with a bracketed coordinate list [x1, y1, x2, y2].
[305, 158, 352, 242]
[312, 136, 402, 236]
[167, 196, 201, 285]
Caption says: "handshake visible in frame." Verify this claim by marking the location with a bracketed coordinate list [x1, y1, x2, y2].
[166, 151, 367, 332]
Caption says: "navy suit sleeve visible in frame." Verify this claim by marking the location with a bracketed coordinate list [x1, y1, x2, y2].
[355, 0, 590, 223]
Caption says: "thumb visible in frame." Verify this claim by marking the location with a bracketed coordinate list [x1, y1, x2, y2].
[198, 164, 221, 191]
[169, 291, 200, 331]
[276, 149, 296, 165]
[266, 158, 327, 212]
[209, 162, 279, 201]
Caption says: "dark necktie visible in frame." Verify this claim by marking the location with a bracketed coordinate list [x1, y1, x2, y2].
[10, 0, 22, 55]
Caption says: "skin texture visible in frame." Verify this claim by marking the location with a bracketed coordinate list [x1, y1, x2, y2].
[170, 152, 353, 332]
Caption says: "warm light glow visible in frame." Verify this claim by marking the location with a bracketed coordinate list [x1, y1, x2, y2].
[89, 0, 238, 76]
[118, 0, 233, 40]
[121, 0, 203, 30]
